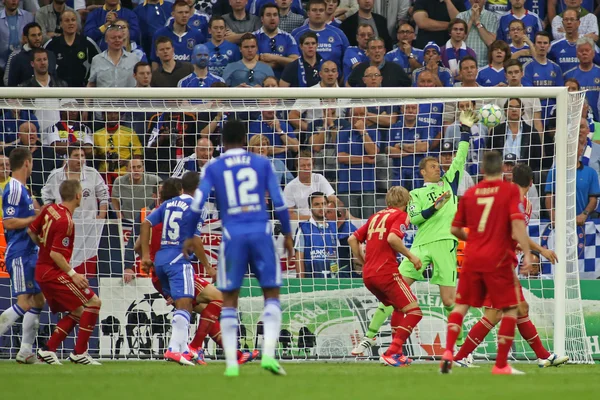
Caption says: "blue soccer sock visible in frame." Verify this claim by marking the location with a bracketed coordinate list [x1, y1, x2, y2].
[220, 307, 239, 369]
[0, 304, 25, 336]
[262, 298, 281, 358]
[169, 310, 191, 353]
[20, 307, 41, 353]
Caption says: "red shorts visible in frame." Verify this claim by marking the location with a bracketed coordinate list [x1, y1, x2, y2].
[39, 274, 96, 313]
[363, 272, 417, 310]
[456, 267, 521, 310]
[151, 274, 211, 306]
[482, 284, 525, 309]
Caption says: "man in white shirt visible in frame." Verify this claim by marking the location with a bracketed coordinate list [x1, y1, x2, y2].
[283, 151, 339, 220]
[439, 141, 475, 197]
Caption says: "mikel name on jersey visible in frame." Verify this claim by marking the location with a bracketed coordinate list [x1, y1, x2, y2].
[225, 155, 251, 167]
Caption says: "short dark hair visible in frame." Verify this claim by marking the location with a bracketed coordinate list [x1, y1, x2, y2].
[299, 31, 318, 45]
[155, 36, 173, 47]
[565, 77, 581, 90]
[448, 18, 467, 33]
[308, 0, 327, 9]
[67, 141, 86, 157]
[512, 163, 533, 189]
[23, 22, 42, 37]
[504, 97, 523, 110]
[535, 31, 552, 42]
[134, 61, 151, 74]
[240, 33, 257, 46]
[210, 81, 228, 88]
[309, 191, 326, 207]
[31, 47, 48, 59]
[260, 3, 279, 17]
[488, 40, 511, 64]
[508, 19, 525, 30]
[172, 0, 190, 10]
[181, 171, 199, 194]
[357, 23, 375, 35]
[9, 148, 32, 171]
[59, 179, 82, 201]
[459, 55, 477, 70]
[366, 37, 385, 49]
[160, 178, 182, 202]
[504, 58, 523, 72]
[209, 15, 225, 28]
[222, 120, 247, 146]
[482, 151, 503, 175]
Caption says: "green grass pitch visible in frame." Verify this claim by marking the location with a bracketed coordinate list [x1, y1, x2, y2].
[1, 361, 598, 400]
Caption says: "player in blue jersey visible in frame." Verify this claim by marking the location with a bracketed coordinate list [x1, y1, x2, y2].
[0, 148, 43, 364]
[385, 23, 424, 76]
[189, 120, 294, 377]
[140, 173, 211, 366]
[254, 3, 300, 78]
[178, 44, 226, 88]
[291, 0, 349, 71]
[477, 40, 511, 86]
[206, 16, 242, 77]
[342, 24, 373, 84]
[564, 37, 600, 120]
[497, 1, 542, 43]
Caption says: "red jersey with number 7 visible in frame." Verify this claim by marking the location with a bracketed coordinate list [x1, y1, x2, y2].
[353, 208, 409, 278]
[29, 203, 75, 282]
[452, 179, 525, 273]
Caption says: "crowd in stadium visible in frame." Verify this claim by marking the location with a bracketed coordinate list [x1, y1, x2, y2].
[1, 0, 600, 280]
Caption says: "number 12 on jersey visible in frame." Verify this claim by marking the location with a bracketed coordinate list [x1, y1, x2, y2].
[223, 168, 261, 214]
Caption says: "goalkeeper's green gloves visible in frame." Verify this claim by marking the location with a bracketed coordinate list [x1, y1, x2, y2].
[459, 109, 480, 134]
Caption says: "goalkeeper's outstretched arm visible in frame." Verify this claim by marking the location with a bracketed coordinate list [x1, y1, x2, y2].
[445, 110, 480, 193]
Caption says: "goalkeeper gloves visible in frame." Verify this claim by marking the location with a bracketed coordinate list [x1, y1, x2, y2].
[459, 109, 480, 132]
[434, 191, 452, 211]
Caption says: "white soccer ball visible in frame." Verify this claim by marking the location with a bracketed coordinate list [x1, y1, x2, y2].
[478, 103, 504, 128]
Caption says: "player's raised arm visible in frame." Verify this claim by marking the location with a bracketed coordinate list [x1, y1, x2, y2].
[445, 109, 479, 190]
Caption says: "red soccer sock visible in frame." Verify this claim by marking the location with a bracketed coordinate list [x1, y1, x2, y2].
[190, 300, 222, 349]
[445, 312, 465, 354]
[455, 317, 495, 361]
[517, 314, 551, 359]
[46, 314, 79, 352]
[74, 306, 100, 355]
[386, 308, 422, 356]
[495, 315, 517, 369]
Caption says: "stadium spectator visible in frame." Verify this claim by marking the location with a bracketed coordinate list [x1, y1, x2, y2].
[84, 0, 140, 45]
[247, 134, 293, 185]
[415, 71, 445, 142]
[508, 19, 534, 65]
[337, 107, 378, 218]
[223, 0, 261, 43]
[502, 155, 541, 218]
[5, 121, 58, 199]
[133, 0, 172, 57]
[477, 40, 510, 86]
[578, 115, 600, 183]
[280, 31, 322, 87]
[412, 0, 466, 49]
[0, 106, 38, 149]
[149, 1, 205, 69]
[0, 0, 34, 82]
[88, 25, 138, 88]
[347, 37, 411, 87]
[439, 141, 475, 197]
[497, 0, 542, 43]
[564, 37, 600, 120]
[111, 158, 162, 221]
[440, 18, 477, 80]
[412, 42, 454, 87]
[44, 10, 100, 87]
[5, 22, 58, 87]
[36, 0, 82, 43]
[456, 0, 500, 67]
[294, 191, 340, 278]
[41, 143, 109, 273]
[324, 199, 359, 278]
[248, 0, 303, 17]
[99, 18, 147, 63]
[283, 151, 337, 220]
[454, 55, 479, 87]
[340, 0, 393, 51]
[291, 0, 350, 71]
[222, 33, 275, 86]
[205, 16, 242, 77]
[150, 36, 194, 87]
[248, 108, 299, 159]
[93, 111, 143, 175]
[276, 0, 304, 33]
[551, 1, 599, 41]
[342, 23, 373, 84]
[384, 22, 424, 75]
[545, 130, 600, 225]
[46, 99, 94, 157]
[321, 0, 343, 27]
[178, 44, 225, 87]
[360, 66, 399, 131]
[172, 137, 213, 178]
[549, 9, 600, 74]
[178, 0, 210, 37]
[133, 61, 152, 87]
[254, 3, 300, 79]
[488, 97, 542, 175]
[374, 0, 408, 37]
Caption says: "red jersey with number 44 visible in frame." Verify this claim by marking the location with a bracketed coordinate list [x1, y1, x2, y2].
[353, 208, 409, 278]
[30, 204, 75, 281]
[453, 180, 525, 272]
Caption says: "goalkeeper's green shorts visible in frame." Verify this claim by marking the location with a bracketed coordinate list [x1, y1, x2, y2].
[399, 239, 458, 287]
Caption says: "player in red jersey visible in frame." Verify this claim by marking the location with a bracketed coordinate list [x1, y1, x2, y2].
[28, 180, 102, 365]
[441, 151, 533, 375]
[348, 186, 424, 367]
[134, 178, 259, 365]
[452, 164, 569, 368]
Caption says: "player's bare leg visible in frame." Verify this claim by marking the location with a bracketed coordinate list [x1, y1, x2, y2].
[492, 305, 524, 375]
[164, 297, 195, 366]
[260, 287, 286, 376]
[380, 301, 423, 367]
[222, 289, 242, 376]
[441, 303, 470, 374]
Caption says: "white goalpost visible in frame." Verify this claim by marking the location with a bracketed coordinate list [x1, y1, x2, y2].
[0, 86, 594, 364]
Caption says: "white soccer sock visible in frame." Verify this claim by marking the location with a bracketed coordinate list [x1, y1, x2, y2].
[220, 307, 238, 368]
[262, 298, 281, 358]
[169, 310, 190, 353]
[20, 308, 41, 353]
[0, 304, 25, 336]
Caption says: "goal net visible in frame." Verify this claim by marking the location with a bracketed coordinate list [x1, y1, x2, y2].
[0, 87, 594, 364]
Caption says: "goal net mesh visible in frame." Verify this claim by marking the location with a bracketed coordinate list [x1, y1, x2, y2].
[0, 89, 594, 364]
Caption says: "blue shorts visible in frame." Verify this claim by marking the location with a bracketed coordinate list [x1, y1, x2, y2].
[6, 254, 40, 296]
[154, 260, 195, 301]
[217, 228, 281, 292]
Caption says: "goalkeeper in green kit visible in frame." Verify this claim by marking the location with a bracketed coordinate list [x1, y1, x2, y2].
[352, 109, 480, 356]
